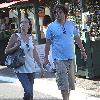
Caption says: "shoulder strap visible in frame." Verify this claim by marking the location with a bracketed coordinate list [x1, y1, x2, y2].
[15, 33, 21, 47]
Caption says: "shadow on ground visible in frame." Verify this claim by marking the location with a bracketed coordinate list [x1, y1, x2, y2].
[0, 67, 16, 78]
[0, 66, 56, 78]
[0, 66, 56, 84]
[89, 94, 100, 98]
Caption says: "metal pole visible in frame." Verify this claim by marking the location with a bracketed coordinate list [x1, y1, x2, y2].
[34, 0, 40, 44]
[17, 8, 21, 33]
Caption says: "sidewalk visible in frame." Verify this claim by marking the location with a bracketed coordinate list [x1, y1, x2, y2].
[0, 66, 100, 100]
[0, 77, 100, 100]
[34, 78, 100, 100]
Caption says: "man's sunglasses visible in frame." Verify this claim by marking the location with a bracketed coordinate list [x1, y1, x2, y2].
[63, 27, 66, 34]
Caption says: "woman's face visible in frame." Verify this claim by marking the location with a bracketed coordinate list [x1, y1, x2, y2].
[20, 18, 30, 34]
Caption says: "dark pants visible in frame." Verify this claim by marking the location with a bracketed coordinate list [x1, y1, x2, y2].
[16, 73, 35, 100]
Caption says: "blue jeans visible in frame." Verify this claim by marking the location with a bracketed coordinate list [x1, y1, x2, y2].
[16, 73, 35, 99]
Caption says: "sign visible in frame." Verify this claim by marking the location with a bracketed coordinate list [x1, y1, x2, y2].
[36, 44, 45, 64]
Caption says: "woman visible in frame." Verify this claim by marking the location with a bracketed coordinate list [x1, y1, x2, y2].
[5, 17, 44, 100]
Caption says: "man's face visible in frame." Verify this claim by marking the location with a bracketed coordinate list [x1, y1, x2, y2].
[54, 8, 65, 21]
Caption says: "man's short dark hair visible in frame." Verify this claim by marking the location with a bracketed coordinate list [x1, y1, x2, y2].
[43, 15, 52, 26]
[54, 4, 68, 15]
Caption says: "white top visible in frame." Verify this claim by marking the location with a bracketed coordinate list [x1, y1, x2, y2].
[15, 33, 36, 73]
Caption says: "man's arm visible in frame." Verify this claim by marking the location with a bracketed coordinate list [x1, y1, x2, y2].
[74, 35, 85, 52]
[44, 39, 51, 65]
[74, 35, 87, 61]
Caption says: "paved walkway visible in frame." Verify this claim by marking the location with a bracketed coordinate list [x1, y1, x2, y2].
[34, 78, 100, 100]
[0, 76, 100, 100]
[0, 66, 100, 100]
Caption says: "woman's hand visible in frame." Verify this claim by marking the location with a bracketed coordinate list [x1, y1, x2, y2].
[40, 67, 45, 78]
[38, 63, 45, 78]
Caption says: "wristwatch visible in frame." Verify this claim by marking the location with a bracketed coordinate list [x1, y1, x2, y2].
[81, 50, 85, 52]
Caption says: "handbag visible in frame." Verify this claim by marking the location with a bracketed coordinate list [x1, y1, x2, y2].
[5, 33, 25, 69]
[5, 47, 25, 69]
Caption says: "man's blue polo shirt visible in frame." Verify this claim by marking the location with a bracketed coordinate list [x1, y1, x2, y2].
[46, 20, 80, 60]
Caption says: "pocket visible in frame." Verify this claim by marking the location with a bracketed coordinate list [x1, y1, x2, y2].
[54, 61, 68, 74]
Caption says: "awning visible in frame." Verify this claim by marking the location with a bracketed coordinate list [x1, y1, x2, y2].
[0, 0, 28, 9]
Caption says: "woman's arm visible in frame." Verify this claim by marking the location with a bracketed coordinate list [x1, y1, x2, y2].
[33, 46, 42, 66]
[5, 33, 19, 54]
[32, 35, 44, 77]
[32, 36, 43, 68]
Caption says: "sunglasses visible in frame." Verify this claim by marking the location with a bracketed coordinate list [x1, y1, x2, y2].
[63, 27, 66, 34]
[26, 44, 30, 51]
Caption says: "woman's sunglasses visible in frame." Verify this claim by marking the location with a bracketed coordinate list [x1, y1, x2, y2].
[26, 44, 30, 51]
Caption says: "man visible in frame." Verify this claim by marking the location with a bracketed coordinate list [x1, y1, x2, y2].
[44, 4, 87, 100]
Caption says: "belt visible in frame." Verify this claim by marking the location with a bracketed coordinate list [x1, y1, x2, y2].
[54, 59, 72, 61]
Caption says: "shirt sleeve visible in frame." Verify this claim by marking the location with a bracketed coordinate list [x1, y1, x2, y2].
[46, 25, 52, 40]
